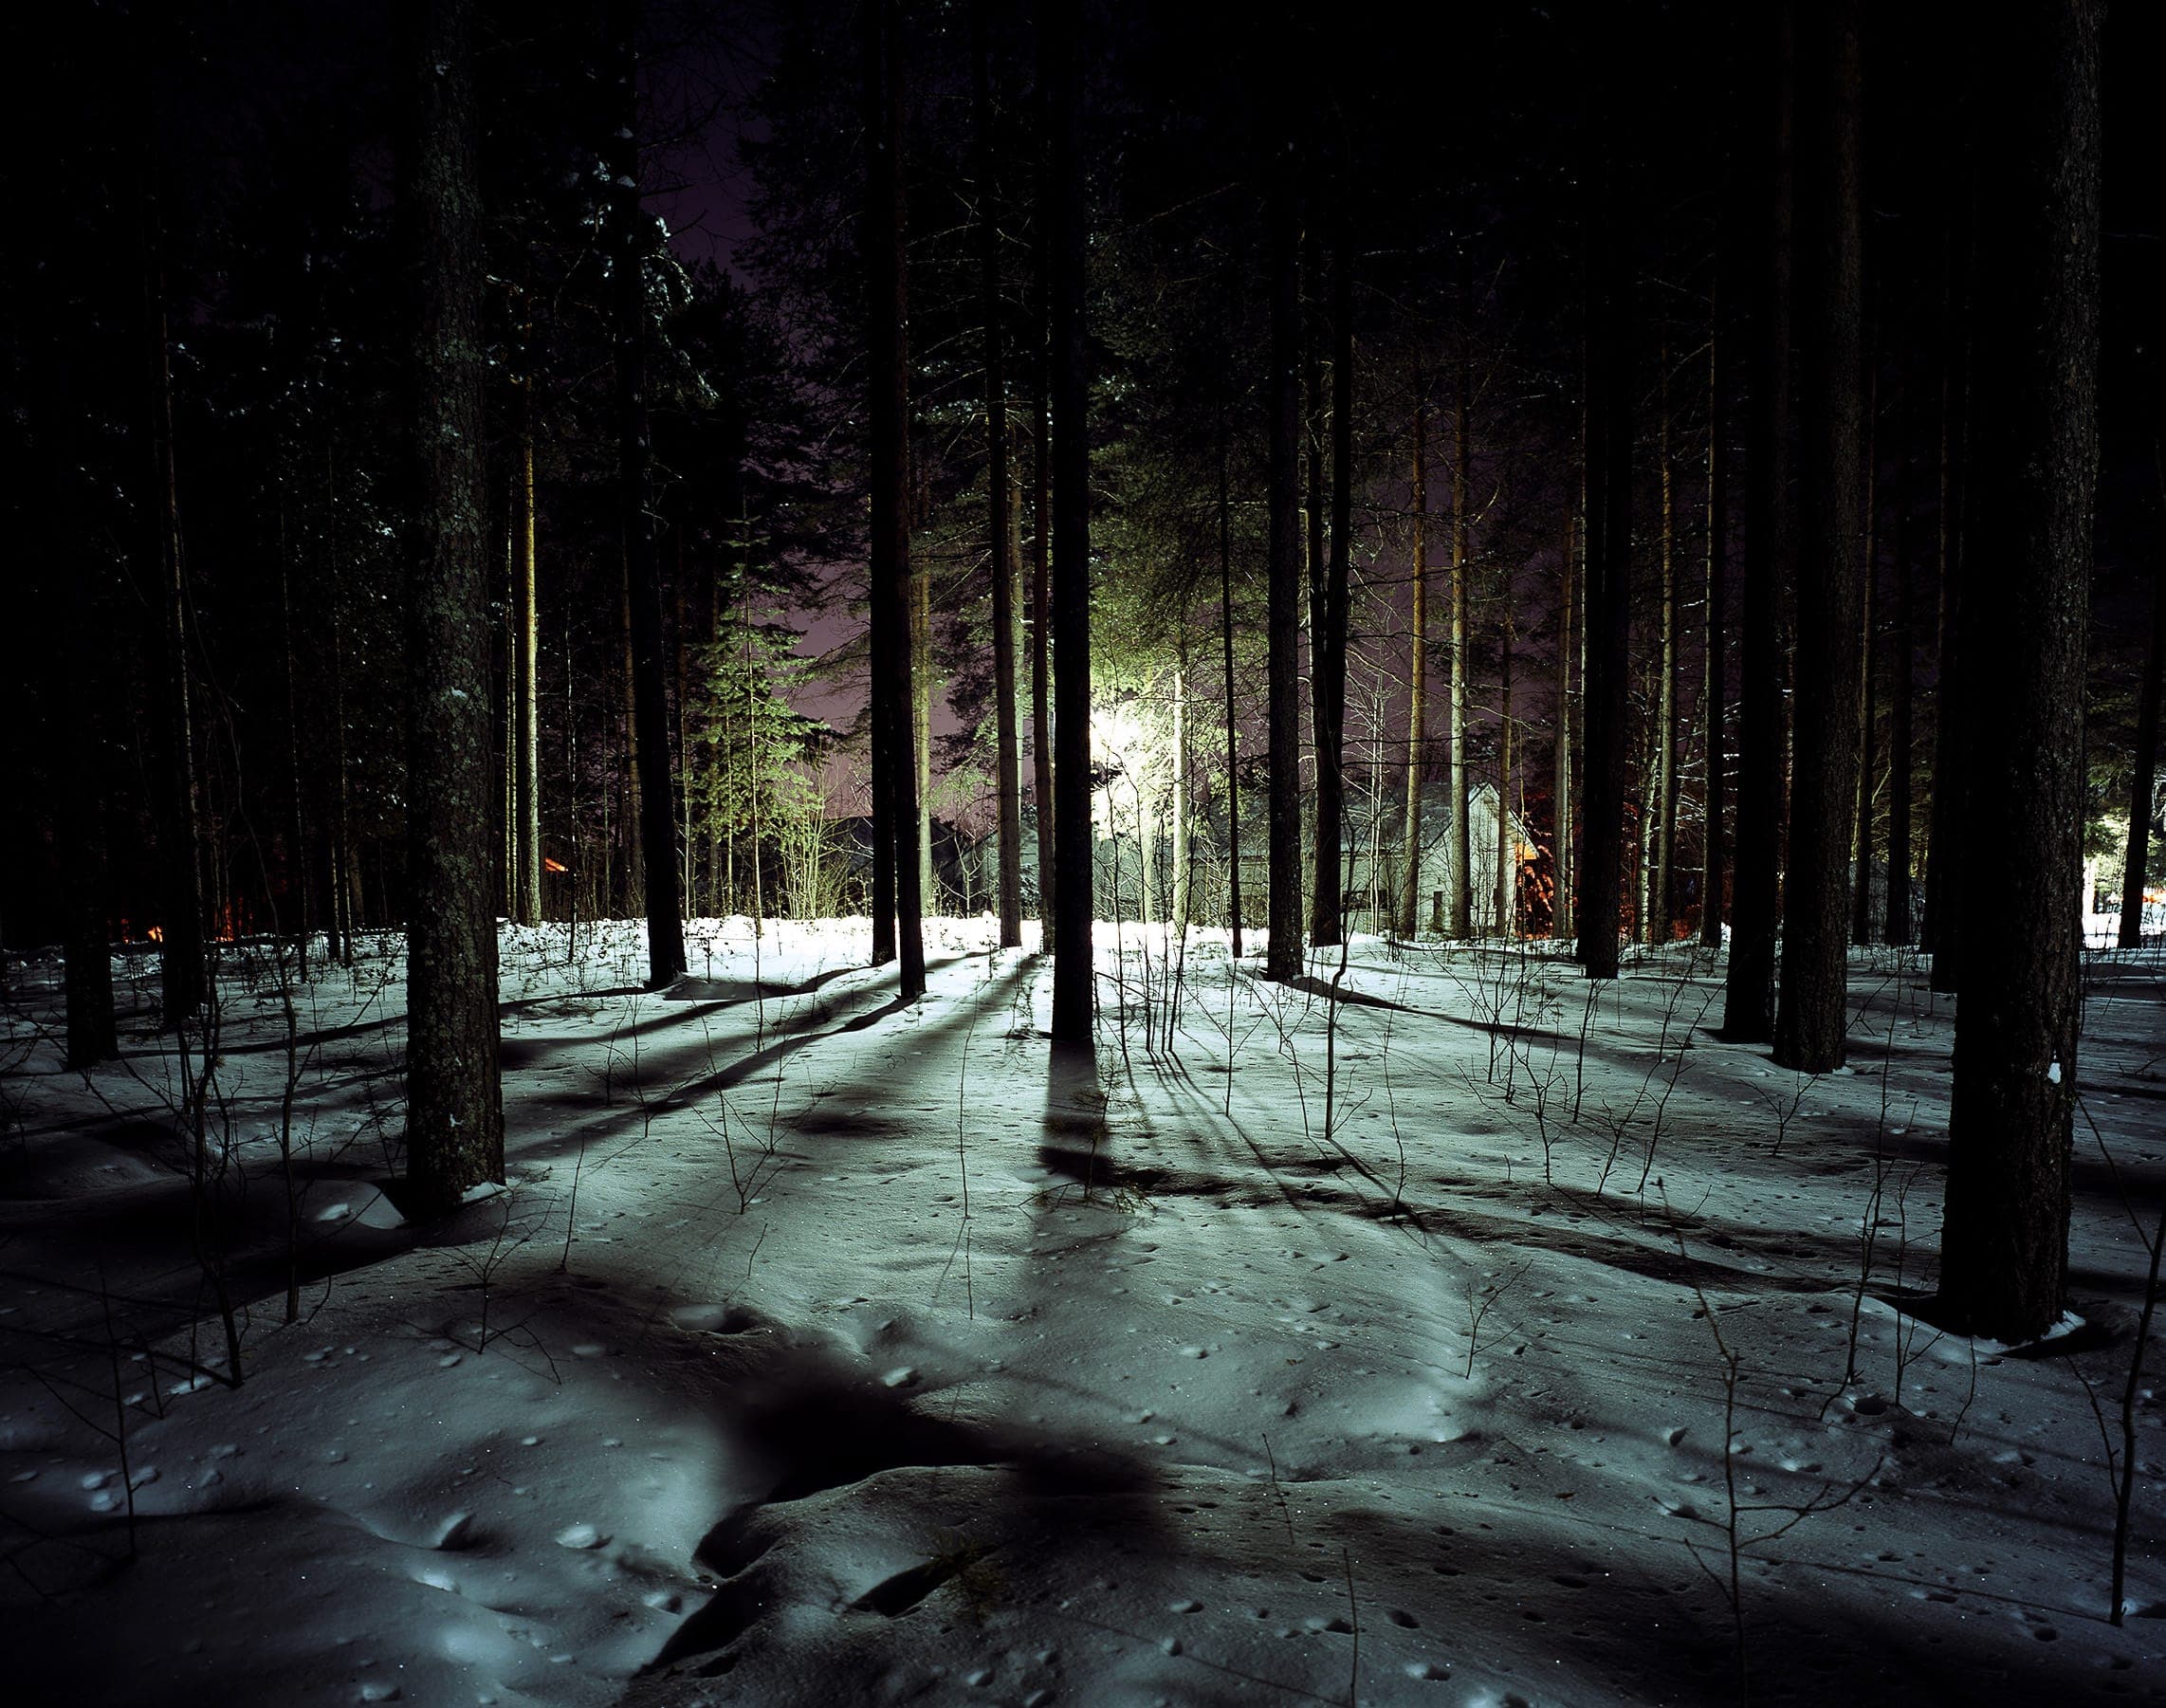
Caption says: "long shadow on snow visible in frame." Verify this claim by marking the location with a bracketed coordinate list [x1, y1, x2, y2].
[517, 952, 1005, 1166]
[642, 1298, 1159, 1676]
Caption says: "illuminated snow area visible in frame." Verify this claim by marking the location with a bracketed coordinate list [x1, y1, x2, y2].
[3, 919, 2163, 1706]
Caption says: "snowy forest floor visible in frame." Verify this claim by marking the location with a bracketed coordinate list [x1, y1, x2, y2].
[2, 918, 2164, 1708]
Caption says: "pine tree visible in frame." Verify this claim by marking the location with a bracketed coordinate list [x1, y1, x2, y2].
[1771, 0, 1863, 1074]
[1722, 1, 1795, 1040]
[1938, 0, 2101, 1341]
[401, 0, 505, 1214]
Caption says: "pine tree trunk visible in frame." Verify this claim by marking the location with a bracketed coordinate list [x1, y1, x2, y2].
[1264, 136, 1305, 983]
[912, 559, 933, 909]
[2118, 461, 2164, 948]
[1722, 2, 1795, 1038]
[1496, 612, 1514, 935]
[1035, 376, 1061, 930]
[611, 0, 684, 986]
[142, 214, 205, 1026]
[1172, 651, 1191, 934]
[401, 0, 504, 1214]
[512, 337, 542, 927]
[1219, 413, 1244, 955]
[1449, 279, 1473, 942]
[1702, 273, 1729, 948]
[1554, 493, 1575, 939]
[280, 536, 312, 976]
[1045, 0, 1090, 1034]
[1772, 0, 1864, 1074]
[63, 550, 117, 1068]
[1400, 381, 1428, 938]
[1309, 211, 1353, 948]
[1851, 331, 1881, 947]
[1576, 143, 1632, 980]
[865, 0, 924, 994]
[1885, 362, 1917, 946]
[1922, 216, 1969, 971]
[1649, 335, 1678, 943]
[1938, 0, 2099, 1341]
[974, 0, 1023, 949]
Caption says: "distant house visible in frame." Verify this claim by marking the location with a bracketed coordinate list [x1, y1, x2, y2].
[959, 780, 1535, 935]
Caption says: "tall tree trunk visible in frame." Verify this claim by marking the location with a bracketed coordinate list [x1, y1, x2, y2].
[280, 534, 312, 977]
[2118, 450, 2165, 948]
[1035, 361, 1061, 930]
[143, 210, 205, 1025]
[1722, 2, 1795, 1038]
[1850, 327, 1881, 946]
[1264, 135, 1305, 983]
[974, 0, 1023, 949]
[1649, 333, 1678, 943]
[1702, 273, 1729, 948]
[1554, 495, 1575, 940]
[1449, 270, 1474, 941]
[1938, 0, 2100, 1342]
[1045, 0, 1090, 1034]
[611, 0, 684, 986]
[1400, 380, 1429, 938]
[1172, 650, 1191, 933]
[1576, 142, 1632, 980]
[1219, 411, 1244, 955]
[511, 332, 542, 927]
[1310, 209, 1353, 947]
[865, 0, 924, 994]
[1772, 0, 1864, 1074]
[616, 560, 640, 914]
[325, 463, 356, 965]
[1774, 0, 1864, 1062]
[1923, 224, 1962, 964]
[912, 552, 933, 909]
[63, 550, 117, 1068]
[401, 0, 504, 1213]
[1885, 361, 1917, 946]
[1496, 610, 1514, 935]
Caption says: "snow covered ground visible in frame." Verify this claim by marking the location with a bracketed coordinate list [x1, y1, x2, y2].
[2, 917, 2163, 1707]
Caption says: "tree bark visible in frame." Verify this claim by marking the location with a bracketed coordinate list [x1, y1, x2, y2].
[142, 207, 206, 1026]
[1922, 221, 1965, 968]
[1496, 610, 1515, 935]
[511, 323, 542, 927]
[401, 0, 504, 1213]
[1449, 272, 1474, 941]
[1850, 323, 1881, 947]
[1309, 209, 1353, 947]
[1702, 272, 1728, 948]
[1172, 651, 1191, 933]
[974, 0, 1024, 949]
[1045, 0, 1091, 1035]
[1576, 142, 1632, 980]
[865, 0, 924, 995]
[1939, 0, 2100, 1341]
[63, 550, 117, 1068]
[611, 0, 684, 986]
[1400, 380, 1429, 939]
[1772, 0, 1864, 1074]
[1265, 136, 1305, 983]
[1722, 1, 1795, 1038]
[2118, 455, 2165, 948]
[1649, 333, 1678, 943]
[1219, 411, 1244, 955]
[1885, 361, 1917, 946]
[1554, 494, 1576, 941]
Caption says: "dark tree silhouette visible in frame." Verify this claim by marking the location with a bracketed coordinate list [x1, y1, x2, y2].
[1938, 0, 2102, 1342]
